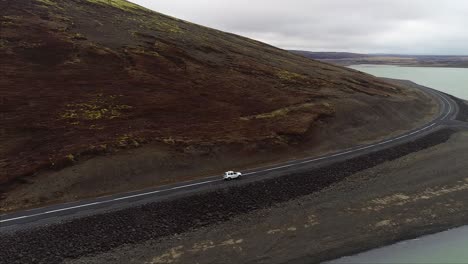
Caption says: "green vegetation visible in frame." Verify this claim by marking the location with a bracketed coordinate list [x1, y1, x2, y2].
[241, 103, 316, 121]
[116, 134, 142, 148]
[0, 21, 14, 26]
[162, 137, 177, 145]
[65, 154, 75, 163]
[276, 70, 308, 82]
[149, 20, 184, 34]
[35, 0, 60, 8]
[89, 124, 105, 130]
[59, 94, 133, 122]
[130, 16, 185, 34]
[1, 15, 20, 27]
[168, 25, 183, 34]
[0, 39, 8, 49]
[18, 41, 43, 48]
[71, 33, 87, 40]
[126, 46, 161, 57]
[1, 15, 20, 20]
[86, 0, 148, 13]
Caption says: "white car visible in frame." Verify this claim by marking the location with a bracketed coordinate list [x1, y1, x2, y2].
[223, 171, 242, 180]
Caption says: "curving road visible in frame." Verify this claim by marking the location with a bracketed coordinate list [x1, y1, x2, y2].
[0, 86, 460, 231]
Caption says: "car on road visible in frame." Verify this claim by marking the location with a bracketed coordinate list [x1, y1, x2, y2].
[223, 171, 242, 180]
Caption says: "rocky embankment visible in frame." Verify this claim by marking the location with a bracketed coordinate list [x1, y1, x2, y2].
[450, 95, 468, 121]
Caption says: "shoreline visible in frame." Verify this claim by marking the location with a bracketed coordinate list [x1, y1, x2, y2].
[328, 225, 468, 263]
[348, 63, 468, 69]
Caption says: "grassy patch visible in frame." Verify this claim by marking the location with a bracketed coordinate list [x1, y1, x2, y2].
[35, 0, 60, 8]
[126, 46, 161, 57]
[116, 134, 142, 148]
[59, 94, 133, 122]
[71, 33, 87, 40]
[65, 154, 75, 163]
[240, 103, 317, 121]
[89, 124, 105, 130]
[1, 15, 21, 20]
[134, 17, 185, 34]
[0, 21, 14, 26]
[162, 137, 177, 145]
[1, 15, 21, 27]
[86, 0, 148, 13]
[276, 70, 307, 82]
[0, 39, 9, 49]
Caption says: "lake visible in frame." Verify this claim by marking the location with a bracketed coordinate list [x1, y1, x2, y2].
[327, 65, 468, 264]
[329, 226, 468, 264]
[350, 65, 468, 100]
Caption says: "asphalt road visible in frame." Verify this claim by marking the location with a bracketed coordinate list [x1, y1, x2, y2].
[0, 86, 460, 231]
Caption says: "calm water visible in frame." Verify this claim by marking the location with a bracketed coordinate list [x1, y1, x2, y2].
[350, 65, 468, 100]
[327, 65, 468, 263]
[329, 226, 468, 264]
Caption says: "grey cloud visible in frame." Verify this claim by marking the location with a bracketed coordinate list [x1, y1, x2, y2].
[132, 0, 468, 55]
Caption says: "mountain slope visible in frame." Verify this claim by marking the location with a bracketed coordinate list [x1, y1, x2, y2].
[0, 0, 435, 203]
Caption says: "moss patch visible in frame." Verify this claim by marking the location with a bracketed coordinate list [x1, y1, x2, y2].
[116, 134, 143, 148]
[65, 154, 75, 162]
[126, 46, 161, 57]
[1, 15, 20, 27]
[241, 103, 320, 121]
[0, 39, 9, 49]
[71, 33, 87, 40]
[59, 94, 133, 122]
[35, 0, 60, 8]
[86, 0, 148, 13]
[133, 16, 185, 34]
[277, 70, 308, 82]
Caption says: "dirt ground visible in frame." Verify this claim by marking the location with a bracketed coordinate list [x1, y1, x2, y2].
[65, 129, 468, 264]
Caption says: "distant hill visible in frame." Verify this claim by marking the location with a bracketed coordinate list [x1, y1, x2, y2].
[0, 0, 435, 207]
[290, 51, 468, 67]
[289, 51, 370, 60]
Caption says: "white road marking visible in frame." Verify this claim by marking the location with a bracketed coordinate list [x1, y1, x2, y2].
[0, 92, 454, 225]
[245, 122, 437, 175]
[0, 180, 218, 224]
[441, 95, 453, 120]
[111, 179, 218, 201]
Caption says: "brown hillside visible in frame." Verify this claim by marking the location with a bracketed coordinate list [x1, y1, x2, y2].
[0, 0, 435, 201]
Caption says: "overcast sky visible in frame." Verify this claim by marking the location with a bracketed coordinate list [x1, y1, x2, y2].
[131, 0, 468, 55]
